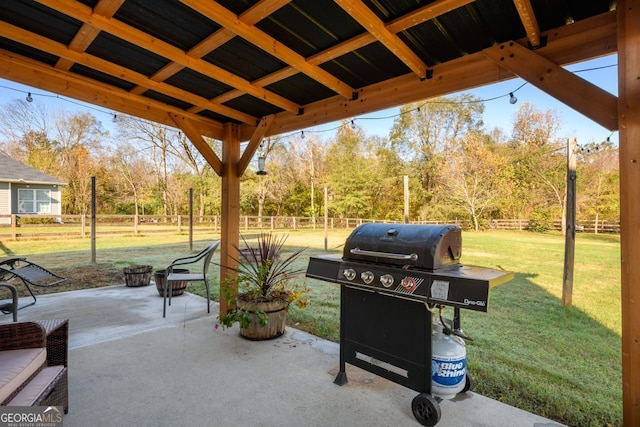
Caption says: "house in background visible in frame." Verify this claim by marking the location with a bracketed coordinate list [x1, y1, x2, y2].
[0, 153, 65, 225]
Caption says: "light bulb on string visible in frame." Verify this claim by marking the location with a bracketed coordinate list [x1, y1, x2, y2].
[26, 92, 33, 102]
[509, 93, 517, 105]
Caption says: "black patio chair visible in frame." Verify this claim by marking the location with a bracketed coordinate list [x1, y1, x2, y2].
[0, 283, 18, 321]
[163, 241, 220, 318]
[0, 258, 67, 310]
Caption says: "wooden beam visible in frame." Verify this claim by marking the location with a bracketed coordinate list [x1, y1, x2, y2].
[195, 3, 615, 125]
[203, 0, 472, 109]
[0, 20, 258, 126]
[259, 11, 616, 138]
[55, 0, 125, 70]
[483, 41, 618, 130]
[35, 0, 302, 115]
[334, 0, 430, 79]
[512, 0, 542, 48]
[129, 29, 235, 96]
[180, 0, 357, 100]
[386, 0, 475, 34]
[219, 123, 241, 315]
[617, 1, 640, 424]
[169, 113, 224, 176]
[237, 115, 276, 176]
[241, 0, 292, 23]
[0, 49, 225, 140]
[130, 0, 291, 97]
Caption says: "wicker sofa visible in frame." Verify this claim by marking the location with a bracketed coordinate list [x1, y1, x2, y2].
[0, 322, 68, 411]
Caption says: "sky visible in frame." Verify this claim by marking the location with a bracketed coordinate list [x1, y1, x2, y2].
[0, 54, 618, 147]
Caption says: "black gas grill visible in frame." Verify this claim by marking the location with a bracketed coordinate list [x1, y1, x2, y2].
[306, 223, 513, 426]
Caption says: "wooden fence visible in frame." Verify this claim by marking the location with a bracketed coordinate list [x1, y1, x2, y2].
[0, 214, 620, 241]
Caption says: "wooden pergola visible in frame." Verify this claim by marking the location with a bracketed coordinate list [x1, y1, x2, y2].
[0, 1, 637, 423]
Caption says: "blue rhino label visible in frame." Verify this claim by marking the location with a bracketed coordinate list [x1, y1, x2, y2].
[432, 356, 466, 388]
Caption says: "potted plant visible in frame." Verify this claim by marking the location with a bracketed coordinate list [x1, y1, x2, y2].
[218, 233, 309, 340]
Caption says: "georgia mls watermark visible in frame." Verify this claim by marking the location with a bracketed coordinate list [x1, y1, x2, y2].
[0, 406, 63, 427]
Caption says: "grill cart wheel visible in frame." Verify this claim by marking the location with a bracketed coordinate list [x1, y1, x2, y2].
[462, 372, 473, 393]
[411, 393, 441, 426]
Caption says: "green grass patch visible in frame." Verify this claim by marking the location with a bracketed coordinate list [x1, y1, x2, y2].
[0, 229, 621, 426]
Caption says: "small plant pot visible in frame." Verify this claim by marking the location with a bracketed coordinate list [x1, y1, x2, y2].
[154, 269, 190, 297]
[236, 294, 288, 340]
[123, 265, 152, 287]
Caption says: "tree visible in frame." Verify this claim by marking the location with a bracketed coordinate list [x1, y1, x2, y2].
[442, 132, 508, 230]
[325, 121, 378, 218]
[509, 103, 566, 232]
[577, 141, 619, 232]
[389, 95, 485, 218]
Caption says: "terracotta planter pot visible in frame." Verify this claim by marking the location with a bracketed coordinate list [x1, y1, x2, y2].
[236, 294, 288, 340]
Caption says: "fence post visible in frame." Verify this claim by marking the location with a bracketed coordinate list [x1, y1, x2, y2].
[81, 214, 86, 238]
[177, 215, 182, 233]
[134, 214, 139, 235]
[11, 214, 17, 241]
[271, 216, 274, 231]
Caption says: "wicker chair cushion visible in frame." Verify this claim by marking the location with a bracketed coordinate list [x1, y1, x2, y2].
[0, 348, 46, 403]
[8, 366, 64, 406]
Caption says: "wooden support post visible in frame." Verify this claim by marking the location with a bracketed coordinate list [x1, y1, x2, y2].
[219, 124, 240, 316]
[562, 138, 577, 307]
[618, 1, 640, 424]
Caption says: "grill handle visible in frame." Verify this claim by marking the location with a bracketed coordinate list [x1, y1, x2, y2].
[350, 248, 418, 261]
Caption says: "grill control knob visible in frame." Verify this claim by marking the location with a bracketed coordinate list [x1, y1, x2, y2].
[343, 268, 357, 281]
[361, 271, 374, 284]
[380, 274, 394, 288]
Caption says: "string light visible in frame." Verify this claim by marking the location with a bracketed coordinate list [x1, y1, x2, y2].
[0, 61, 617, 143]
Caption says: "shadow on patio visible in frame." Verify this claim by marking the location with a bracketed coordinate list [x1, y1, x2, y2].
[1, 284, 562, 427]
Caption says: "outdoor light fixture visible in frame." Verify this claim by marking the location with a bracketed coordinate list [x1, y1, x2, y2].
[509, 92, 518, 104]
[256, 142, 267, 175]
[26, 92, 33, 102]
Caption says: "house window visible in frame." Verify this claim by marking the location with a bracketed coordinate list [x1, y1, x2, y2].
[18, 188, 52, 214]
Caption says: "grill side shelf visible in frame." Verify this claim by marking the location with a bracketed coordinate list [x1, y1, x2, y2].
[305, 255, 342, 283]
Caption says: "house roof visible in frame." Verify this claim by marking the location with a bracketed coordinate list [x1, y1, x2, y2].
[0, 153, 66, 185]
[0, 0, 617, 149]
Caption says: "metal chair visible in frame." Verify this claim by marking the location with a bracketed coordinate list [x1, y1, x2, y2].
[0, 283, 18, 321]
[163, 241, 220, 318]
[0, 258, 67, 310]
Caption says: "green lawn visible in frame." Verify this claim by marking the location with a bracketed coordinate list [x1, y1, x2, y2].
[0, 229, 621, 426]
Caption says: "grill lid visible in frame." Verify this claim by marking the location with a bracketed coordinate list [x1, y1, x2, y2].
[343, 223, 462, 271]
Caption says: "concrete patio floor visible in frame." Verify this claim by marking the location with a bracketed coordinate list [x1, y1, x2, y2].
[1, 284, 564, 427]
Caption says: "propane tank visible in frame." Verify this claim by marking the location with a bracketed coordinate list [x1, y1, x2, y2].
[431, 313, 466, 399]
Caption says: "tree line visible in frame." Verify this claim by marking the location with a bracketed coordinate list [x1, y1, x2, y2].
[0, 94, 619, 231]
